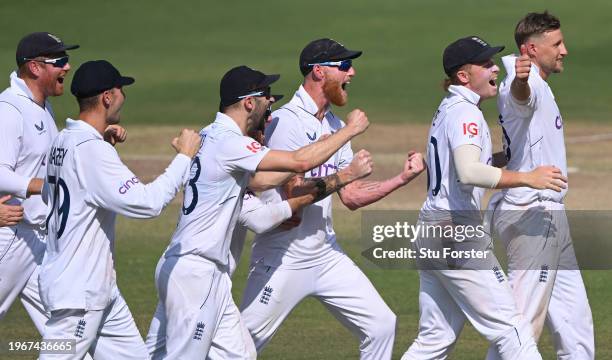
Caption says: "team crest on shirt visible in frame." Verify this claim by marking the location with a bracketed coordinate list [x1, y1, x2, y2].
[259, 285, 273, 305]
[246, 141, 262, 153]
[193, 322, 205, 340]
[462, 122, 479, 137]
[74, 319, 86, 338]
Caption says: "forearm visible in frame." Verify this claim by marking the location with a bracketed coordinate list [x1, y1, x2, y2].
[339, 175, 406, 211]
[249, 171, 294, 192]
[290, 167, 358, 203]
[242, 200, 293, 234]
[495, 170, 529, 189]
[510, 78, 530, 104]
[292, 126, 354, 171]
[454, 145, 502, 188]
[27, 178, 44, 197]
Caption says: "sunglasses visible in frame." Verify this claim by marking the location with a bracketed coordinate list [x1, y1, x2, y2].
[308, 59, 352, 71]
[25, 55, 70, 68]
[238, 86, 272, 100]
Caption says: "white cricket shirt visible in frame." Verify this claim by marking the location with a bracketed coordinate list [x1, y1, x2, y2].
[421, 85, 493, 220]
[252, 85, 353, 269]
[163, 113, 270, 267]
[497, 55, 567, 205]
[40, 119, 190, 311]
[0, 72, 58, 226]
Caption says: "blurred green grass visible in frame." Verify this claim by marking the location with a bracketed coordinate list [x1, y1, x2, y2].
[1, 1, 611, 126]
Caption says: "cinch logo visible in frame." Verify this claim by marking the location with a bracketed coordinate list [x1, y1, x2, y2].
[310, 163, 338, 177]
[463, 122, 479, 136]
[555, 115, 563, 129]
[119, 176, 140, 194]
[246, 141, 262, 153]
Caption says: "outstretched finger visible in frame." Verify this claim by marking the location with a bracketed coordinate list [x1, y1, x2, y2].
[520, 44, 529, 57]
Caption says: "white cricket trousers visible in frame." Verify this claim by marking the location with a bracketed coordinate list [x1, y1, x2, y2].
[153, 254, 255, 359]
[402, 219, 542, 360]
[40, 286, 148, 359]
[240, 252, 396, 360]
[485, 197, 594, 360]
[0, 224, 48, 331]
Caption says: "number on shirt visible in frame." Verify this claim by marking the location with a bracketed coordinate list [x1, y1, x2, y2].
[182, 156, 201, 215]
[499, 114, 512, 161]
[45, 175, 70, 239]
[426, 136, 442, 196]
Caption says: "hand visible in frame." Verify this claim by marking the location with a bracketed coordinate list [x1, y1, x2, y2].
[399, 151, 425, 184]
[345, 109, 369, 136]
[515, 44, 531, 84]
[103, 125, 127, 146]
[0, 195, 23, 227]
[282, 174, 307, 199]
[347, 150, 373, 181]
[172, 129, 201, 158]
[525, 166, 567, 192]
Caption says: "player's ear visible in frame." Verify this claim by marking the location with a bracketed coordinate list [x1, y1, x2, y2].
[455, 68, 470, 85]
[310, 64, 325, 81]
[102, 90, 112, 108]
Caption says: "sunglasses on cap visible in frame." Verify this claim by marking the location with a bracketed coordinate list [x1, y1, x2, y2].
[308, 59, 352, 71]
[25, 55, 70, 68]
[238, 86, 272, 100]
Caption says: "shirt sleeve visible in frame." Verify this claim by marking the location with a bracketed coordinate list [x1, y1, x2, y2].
[78, 140, 190, 218]
[447, 105, 486, 151]
[0, 103, 31, 198]
[239, 191, 292, 234]
[218, 136, 270, 174]
[265, 108, 304, 151]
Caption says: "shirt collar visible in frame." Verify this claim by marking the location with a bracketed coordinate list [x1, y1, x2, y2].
[448, 85, 481, 105]
[9, 71, 37, 102]
[289, 85, 331, 118]
[214, 112, 243, 135]
[65, 118, 103, 139]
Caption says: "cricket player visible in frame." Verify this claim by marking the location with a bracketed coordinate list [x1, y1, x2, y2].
[402, 36, 568, 360]
[0, 32, 78, 331]
[485, 12, 594, 359]
[144, 113, 373, 359]
[239, 38, 425, 360]
[40, 60, 202, 359]
[155, 65, 369, 359]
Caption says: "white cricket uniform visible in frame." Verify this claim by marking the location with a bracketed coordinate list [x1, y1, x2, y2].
[145, 190, 292, 359]
[40, 118, 190, 360]
[240, 86, 396, 360]
[402, 85, 541, 360]
[0, 71, 56, 332]
[484, 55, 594, 360]
[155, 112, 269, 359]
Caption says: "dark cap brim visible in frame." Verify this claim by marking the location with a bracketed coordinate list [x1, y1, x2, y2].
[271, 94, 284, 103]
[471, 45, 505, 63]
[259, 74, 280, 88]
[117, 76, 135, 87]
[330, 49, 362, 61]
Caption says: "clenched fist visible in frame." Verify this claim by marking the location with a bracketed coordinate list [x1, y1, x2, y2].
[104, 125, 127, 146]
[400, 151, 425, 184]
[172, 129, 202, 158]
[347, 149, 373, 181]
[345, 109, 369, 136]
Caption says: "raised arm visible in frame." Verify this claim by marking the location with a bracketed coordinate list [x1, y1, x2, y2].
[256, 109, 369, 174]
[510, 45, 532, 104]
[338, 151, 425, 211]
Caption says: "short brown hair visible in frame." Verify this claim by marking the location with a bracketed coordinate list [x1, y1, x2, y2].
[514, 11, 561, 48]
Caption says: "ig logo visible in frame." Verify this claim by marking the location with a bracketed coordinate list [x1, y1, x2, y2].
[555, 115, 563, 129]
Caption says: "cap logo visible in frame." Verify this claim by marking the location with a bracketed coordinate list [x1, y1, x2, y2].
[471, 37, 488, 47]
[47, 34, 62, 43]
